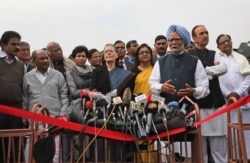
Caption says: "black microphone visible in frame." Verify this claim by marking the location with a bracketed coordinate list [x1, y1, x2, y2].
[145, 101, 158, 135]
[96, 98, 108, 108]
[130, 101, 147, 138]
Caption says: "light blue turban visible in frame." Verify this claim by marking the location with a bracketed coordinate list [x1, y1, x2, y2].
[166, 24, 191, 48]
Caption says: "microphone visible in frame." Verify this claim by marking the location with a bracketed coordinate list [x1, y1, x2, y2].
[157, 103, 169, 122]
[145, 94, 165, 134]
[112, 113, 116, 122]
[186, 117, 194, 130]
[145, 101, 158, 135]
[112, 96, 125, 121]
[178, 103, 187, 119]
[102, 106, 106, 121]
[147, 94, 165, 104]
[80, 89, 90, 114]
[130, 101, 147, 138]
[135, 93, 147, 107]
[166, 101, 179, 119]
[83, 100, 93, 122]
[135, 93, 147, 122]
[80, 89, 90, 99]
[105, 89, 117, 102]
[158, 103, 168, 115]
[96, 98, 108, 108]
[122, 87, 132, 108]
[88, 91, 103, 99]
[80, 89, 104, 104]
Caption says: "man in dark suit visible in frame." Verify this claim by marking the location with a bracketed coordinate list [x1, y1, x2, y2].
[114, 40, 135, 70]
[125, 40, 138, 70]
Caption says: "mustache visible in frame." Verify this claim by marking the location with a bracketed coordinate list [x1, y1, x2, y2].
[14, 49, 20, 52]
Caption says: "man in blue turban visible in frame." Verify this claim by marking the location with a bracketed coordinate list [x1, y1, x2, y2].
[150, 23, 209, 103]
[149, 24, 210, 161]
[166, 24, 191, 48]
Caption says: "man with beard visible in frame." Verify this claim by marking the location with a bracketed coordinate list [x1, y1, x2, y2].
[150, 25, 209, 104]
[189, 25, 228, 163]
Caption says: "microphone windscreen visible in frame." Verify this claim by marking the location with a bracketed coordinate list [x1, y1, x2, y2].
[122, 99, 130, 107]
[122, 87, 132, 107]
[122, 87, 132, 101]
[168, 101, 179, 109]
[80, 89, 89, 98]
[147, 94, 152, 102]
[86, 100, 93, 109]
[145, 101, 158, 114]
[88, 91, 102, 98]
[96, 99, 108, 107]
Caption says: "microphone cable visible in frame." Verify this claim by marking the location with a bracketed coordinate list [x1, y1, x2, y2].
[125, 119, 144, 163]
[76, 103, 117, 163]
[65, 97, 91, 162]
[161, 114, 174, 163]
[152, 119, 168, 162]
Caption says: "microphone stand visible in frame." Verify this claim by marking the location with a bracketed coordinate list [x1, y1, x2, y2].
[103, 105, 109, 163]
[92, 97, 98, 163]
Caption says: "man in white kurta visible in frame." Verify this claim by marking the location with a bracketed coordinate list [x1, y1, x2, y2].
[217, 34, 250, 158]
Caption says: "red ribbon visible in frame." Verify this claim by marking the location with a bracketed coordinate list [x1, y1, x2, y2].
[0, 95, 249, 141]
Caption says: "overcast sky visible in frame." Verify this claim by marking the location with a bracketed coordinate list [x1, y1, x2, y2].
[1, 0, 250, 57]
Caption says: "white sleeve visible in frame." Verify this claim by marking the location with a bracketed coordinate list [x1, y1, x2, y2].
[205, 53, 227, 76]
[236, 74, 250, 96]
[194, 60, 210, 99]
[149, 61, 163, 94]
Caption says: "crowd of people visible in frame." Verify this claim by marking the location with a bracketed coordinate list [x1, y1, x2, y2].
[0, 23, 250, 163]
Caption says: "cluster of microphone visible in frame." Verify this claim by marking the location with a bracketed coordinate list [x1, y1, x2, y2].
[69, 88, 196, 139]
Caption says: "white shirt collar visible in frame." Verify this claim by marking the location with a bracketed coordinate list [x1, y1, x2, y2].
[0, 51, 7, 58]
[35, 67, 51, 75]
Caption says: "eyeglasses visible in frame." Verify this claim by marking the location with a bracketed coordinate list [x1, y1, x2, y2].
[168, 38, 182, 43]
[139, 51, 150, 55]
[115, 46, 125, 49]
[218, 39, 231, 45]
